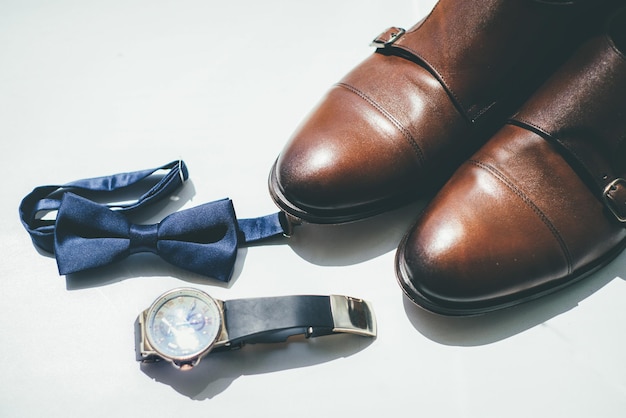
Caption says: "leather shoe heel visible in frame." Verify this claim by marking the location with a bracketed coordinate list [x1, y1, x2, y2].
[396, 7, 626, 316]
[269, 0, 621, 224]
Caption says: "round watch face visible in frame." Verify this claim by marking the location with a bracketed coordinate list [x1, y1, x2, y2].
[145, 288, 222, 364]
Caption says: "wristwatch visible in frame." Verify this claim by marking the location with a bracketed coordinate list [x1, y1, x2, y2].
[135, 287, 377, 370]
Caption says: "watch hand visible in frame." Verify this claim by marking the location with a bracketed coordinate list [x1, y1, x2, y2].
[161, 317, 178, 335]
[186, 300, 198, 322]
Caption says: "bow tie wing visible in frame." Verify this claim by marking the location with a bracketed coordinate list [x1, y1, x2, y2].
[156, 199, 239, 281]
[54, 193, 132, 275]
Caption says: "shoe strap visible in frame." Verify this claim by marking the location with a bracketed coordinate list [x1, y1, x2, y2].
[370, 0, 601, 123]
[510, 31, 626, 225]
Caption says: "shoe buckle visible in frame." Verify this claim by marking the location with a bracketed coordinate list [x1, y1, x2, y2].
[370, 27, 405, 48]
[603, 178, 626, 224]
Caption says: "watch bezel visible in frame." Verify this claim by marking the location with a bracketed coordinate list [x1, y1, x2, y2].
[144, 287, 224, 367]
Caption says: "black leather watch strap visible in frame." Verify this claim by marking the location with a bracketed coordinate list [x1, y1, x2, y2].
[221, 295, 375, 349]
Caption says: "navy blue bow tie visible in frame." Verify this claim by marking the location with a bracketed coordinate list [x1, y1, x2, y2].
[54, 193, 275, 281]
[19, 160, 289, 282]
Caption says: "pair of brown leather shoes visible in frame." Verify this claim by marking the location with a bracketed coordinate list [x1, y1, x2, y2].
[269, 0, 626, 315]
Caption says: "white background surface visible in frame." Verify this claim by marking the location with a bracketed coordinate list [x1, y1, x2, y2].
[2, 0, 626, 417]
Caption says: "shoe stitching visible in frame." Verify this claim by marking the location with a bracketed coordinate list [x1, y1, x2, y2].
[336, 82, 425, 166]
[468, 158, 574, 274]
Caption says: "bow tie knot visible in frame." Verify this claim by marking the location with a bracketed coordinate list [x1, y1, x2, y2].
[129, 224, 159, 254]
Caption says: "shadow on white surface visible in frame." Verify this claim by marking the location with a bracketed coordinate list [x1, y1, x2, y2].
[286, 198, 429, 266]
[403, 253, 626, 346]
[64, 252, 243, 290]
[139, 332, 374, 399]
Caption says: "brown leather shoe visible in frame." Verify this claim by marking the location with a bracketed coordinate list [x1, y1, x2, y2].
[396, 7, 626, 316]
[269, 0, 620, 224]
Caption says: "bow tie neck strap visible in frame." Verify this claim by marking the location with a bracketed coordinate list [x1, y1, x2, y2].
[238, 212, 291, 244]
[19, 160, 188, 253]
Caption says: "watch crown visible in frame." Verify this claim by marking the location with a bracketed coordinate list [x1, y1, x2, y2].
[176, 362, 195, 371]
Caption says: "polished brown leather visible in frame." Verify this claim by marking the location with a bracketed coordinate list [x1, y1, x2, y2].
[396, 8, 626, 315]
[269, 0, 621, 224]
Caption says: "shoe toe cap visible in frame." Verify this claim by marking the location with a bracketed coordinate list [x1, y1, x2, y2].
[396, 162, 571, 314]
[271, 84, 423, 219]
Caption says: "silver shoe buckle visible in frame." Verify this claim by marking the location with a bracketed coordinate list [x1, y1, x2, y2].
[370, 27, 405, 48]
[603, 178, 626, 224]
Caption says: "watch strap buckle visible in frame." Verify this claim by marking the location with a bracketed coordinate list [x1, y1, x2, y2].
[330, 295, 377, 337]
